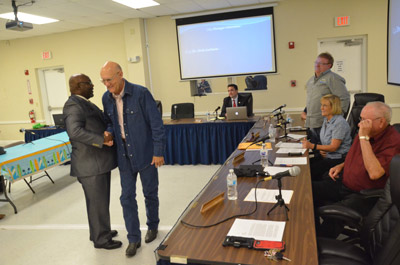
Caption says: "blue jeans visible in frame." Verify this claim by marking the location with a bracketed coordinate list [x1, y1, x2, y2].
[119, 160, 159, 243]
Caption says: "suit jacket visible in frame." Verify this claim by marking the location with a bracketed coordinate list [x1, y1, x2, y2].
[220, 94, 251, 117]
[63, 95, 117, 177]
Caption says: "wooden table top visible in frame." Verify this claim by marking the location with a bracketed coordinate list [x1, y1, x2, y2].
[157, 116, 318, 265]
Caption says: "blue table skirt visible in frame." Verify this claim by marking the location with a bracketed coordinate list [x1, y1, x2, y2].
[164, 121, 254, 165]
[25, 121, 255, 165]
[25, 128, 66, 142]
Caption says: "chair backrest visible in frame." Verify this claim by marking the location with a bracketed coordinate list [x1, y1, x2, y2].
[392, 123, 400, 133]
[171, 103, 194, 119]
[155, 100, 163, 117]
[361, 155, 400, 265]
[347, 93, 385, 139]
[238, 92, 253, 117]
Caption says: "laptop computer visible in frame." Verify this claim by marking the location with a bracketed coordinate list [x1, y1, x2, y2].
[226, 106, 248, 120]
[52, 114, 65, 128]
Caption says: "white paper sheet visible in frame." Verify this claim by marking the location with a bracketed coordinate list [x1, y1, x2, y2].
[276, 148, 307, 154]
[287, 134, 306, 140]
[275, 142, 303, 149]
[263, 166, 291, 175]
[227, 218, 286, 242]
[274, 157, 307, 165]
[244, 188, 294, 204]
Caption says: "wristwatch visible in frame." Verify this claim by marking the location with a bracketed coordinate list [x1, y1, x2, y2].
[359, 136, 370, 141]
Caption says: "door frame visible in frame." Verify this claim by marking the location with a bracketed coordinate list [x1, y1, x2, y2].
[318, 34, 367, 94]
[37, 66, 66, 125]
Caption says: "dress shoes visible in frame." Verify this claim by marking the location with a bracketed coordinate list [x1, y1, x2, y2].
[145, 229, 158, 243]
[110, 230, 118, 238]
[94, 240, 122, 250]
[125, 242, 141, 257]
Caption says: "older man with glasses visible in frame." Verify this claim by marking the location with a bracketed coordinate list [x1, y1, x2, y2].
[302, 52, 350, 146]
[312, 101, 400, 238]
[101, 61, 166, 257]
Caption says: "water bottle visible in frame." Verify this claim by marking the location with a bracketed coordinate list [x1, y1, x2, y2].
[227, 169, 238, 200]
[269, 124, 276, 143]
[206, 111, 210, 121]
[260, 143, 269, 168]
[286, 113, 293, 127]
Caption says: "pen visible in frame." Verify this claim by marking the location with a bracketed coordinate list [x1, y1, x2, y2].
[276, 164, 293, 167]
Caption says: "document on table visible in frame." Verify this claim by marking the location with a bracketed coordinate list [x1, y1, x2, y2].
[274, 157, 307, 165]
[275, 142, 303, 149]
[244, 188, 294, 204]
[287, 133, 306, 140]
[276, 148, 307, 154]
[227, 218, 286, 242]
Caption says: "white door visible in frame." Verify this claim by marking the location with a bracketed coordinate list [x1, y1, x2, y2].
[318, 35, 367, 95]
[38, 67, 69, 125]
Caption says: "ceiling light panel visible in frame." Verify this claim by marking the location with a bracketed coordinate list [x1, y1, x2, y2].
[0, 12, 58, 24]
[112, 0, 160, 9]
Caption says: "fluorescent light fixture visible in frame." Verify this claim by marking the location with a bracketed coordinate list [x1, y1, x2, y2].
[0, 12, 58, 24]
[112, 0, 160, 9]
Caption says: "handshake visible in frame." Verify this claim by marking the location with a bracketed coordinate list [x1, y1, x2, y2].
[103, 131, 114, 147]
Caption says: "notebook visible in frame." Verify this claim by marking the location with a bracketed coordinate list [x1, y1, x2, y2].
[52, 114, 65, 128]
[226, 106, 247, 120]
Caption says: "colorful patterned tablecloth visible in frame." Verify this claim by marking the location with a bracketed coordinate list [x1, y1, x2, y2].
[0, 132, 71, 183]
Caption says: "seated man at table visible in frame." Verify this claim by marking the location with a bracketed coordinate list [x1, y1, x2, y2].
[220, 84, 252, 118]
[312, 101, 400, 238]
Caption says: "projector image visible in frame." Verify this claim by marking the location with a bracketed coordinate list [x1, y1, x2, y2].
[6, 20, 33, 31]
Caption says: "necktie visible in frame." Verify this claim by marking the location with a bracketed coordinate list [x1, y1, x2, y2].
[233, 100, 236, 107]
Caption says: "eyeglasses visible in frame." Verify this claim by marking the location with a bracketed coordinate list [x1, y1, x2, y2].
[314, 62, 330, 66]
[100, 72, 119, 84]
[78, 81, 93, 86]
[359, 117, 382, 122]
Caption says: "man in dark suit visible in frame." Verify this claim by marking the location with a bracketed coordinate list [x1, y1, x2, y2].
[220, 84, 252, 117]
[63, 74, 122, 250]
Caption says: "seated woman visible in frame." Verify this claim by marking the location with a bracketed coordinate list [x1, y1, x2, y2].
[302, 94, 352, 180]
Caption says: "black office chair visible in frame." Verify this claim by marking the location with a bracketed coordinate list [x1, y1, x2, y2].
[317, 155, 400, 265]
[392, 123, 400, 133]
[171, 103, 194, 119]
[155, 100, 163, 117]
[238, 92, 253, 117]
[347, 93, 385, 139]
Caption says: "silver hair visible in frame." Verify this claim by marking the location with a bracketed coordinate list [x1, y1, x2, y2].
[365, 101, 392, 123]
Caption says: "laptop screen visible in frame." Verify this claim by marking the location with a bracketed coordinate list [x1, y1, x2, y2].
[226, 107, 248, 120]
[52, 114, 65, 128]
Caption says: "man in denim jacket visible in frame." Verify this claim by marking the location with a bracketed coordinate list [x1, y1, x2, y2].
[101, 61, 166, 257]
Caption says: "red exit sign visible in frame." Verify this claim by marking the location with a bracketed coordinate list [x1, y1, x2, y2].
[335, 16, 350, 27]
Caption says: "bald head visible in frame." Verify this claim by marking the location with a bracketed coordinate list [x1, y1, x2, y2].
[360, 101, 392, 137]
[100, 61, 124, 95]
[69, 74, 94, 99]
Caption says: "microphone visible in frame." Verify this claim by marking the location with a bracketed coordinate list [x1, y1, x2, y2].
[214, 106, 221, 112]
[271, 110, 285, 117]
[20, 128, 36, 135]
[247, 134, 270, 148]
[271, 104, 286, 113]
[263, 166, 301, 181]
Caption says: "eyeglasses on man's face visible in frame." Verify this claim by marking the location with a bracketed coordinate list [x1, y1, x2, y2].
[100, 72, 119, 84]
[359, 117, 382, 122]
[314, 62, 330, 66]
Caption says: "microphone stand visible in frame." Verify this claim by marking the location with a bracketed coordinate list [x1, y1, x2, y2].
[267, 176, 290, 221]
[278, 121, 289, 141]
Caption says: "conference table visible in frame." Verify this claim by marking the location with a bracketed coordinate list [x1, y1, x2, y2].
[24, 118, 257, 165]
[156, 117, 318, 265]
[0, 132, 71, 213]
